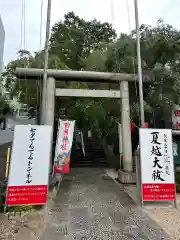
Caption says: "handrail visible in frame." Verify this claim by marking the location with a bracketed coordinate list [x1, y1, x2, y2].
[172, 130, 180, 136]
[80, 131, 85, 156]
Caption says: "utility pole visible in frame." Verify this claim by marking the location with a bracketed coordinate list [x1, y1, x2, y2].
[41, 0, 52, 124]
[134, 0, 145, 128]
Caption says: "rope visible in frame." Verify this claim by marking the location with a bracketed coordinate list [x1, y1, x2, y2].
[23, 0, 26, 50]
[37, 0, 44, 119]
[18, 0, 25, 104]
[20, 0, 24, 49]
[125, 0, 139, 125]
[109, 0, 142, 126]
[109, 0, 122, 125]
[21, 0, 28, 104]
[110, 0, 115, 30]
[39, 0, 43, 50]
[109, 0, 120, 73]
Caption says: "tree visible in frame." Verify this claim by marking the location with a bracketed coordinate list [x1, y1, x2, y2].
[135, 20, 180, 126]
[0, 77, 12, 126]
[82, 19, 180, 129]
[49, 11, 116, 70]
[5, 15, 180, 135]
[2, 49, 69, 121]
[3, 12, 117, 127]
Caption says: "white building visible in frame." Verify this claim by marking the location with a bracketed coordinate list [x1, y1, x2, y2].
[0, 15, 5, 74]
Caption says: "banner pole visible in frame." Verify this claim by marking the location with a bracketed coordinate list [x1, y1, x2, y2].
[5, 147, 11, 178]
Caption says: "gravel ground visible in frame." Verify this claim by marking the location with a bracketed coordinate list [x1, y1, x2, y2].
[40, 168, 170, 240]
[124, 184, 180, 240]
[0, 209, 47, 240]
[0, 175, 62, 240]
[1, 170, 177, 240]
[105, 169, 180, 240]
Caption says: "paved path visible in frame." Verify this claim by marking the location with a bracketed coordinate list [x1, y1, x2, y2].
[41, 168, 171, 240]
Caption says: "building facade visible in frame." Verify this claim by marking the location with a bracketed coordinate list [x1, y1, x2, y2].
[0, 15, 5, 74]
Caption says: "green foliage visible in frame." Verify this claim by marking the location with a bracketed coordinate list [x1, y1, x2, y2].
[3, 14, 180, 138]
[50, 11, 116, 70]
[6, 205, 43, 214]
[0, 78, 12, 117]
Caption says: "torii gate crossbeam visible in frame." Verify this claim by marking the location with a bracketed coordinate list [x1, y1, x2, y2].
[15, 67, 153, 174]
[15, 67, 153, 82]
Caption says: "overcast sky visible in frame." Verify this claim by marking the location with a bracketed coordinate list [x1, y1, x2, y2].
[0, 0, 179, 65]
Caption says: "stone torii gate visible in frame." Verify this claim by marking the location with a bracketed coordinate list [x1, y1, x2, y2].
[15, 67, 152, 178]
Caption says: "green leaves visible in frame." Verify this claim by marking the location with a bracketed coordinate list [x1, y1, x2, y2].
[49, 11, 116, 70]
[3, 14, 180, 133]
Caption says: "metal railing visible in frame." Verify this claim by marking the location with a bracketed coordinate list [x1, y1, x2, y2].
[80, 130, 85, 156]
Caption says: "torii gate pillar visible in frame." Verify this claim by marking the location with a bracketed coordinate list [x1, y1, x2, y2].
[44, 77, 55, 127]
[42, 78, 134, 174]
[120, 81, 133, 172]
[43, 79, 133, 174]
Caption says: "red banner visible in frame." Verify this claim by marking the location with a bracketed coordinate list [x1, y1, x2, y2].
[6, 185, 48, 205]
[142, 183, 176, 201]
[53, 162, 69, 174]
[130, 122, 148, 132]
[130, 123, 135, 132]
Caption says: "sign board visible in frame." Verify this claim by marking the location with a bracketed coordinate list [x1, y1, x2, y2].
[172, 104, 180, 129]
[139, 128, 176, 202]
[53, 120, 75, 174]
[56, 89, 121, 98]
[6, 125, 52, 206]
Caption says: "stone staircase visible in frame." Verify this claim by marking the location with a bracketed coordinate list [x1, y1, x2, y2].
[70, 137, 108, 168]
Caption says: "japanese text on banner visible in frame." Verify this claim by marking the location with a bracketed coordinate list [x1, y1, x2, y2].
[61, 121, 70, 152]
[26, 127, 36, 184]
[151, 132, 164, 182]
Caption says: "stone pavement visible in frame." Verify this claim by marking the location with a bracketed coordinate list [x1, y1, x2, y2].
[40, 168, 171, 240]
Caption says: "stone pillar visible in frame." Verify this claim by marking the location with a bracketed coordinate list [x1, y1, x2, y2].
[44, 77, 55, 126]
[120, 81, 133, 172]
[44, 77, 55, 174]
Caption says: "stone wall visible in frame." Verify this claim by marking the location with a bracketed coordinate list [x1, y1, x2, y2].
[0, 130, 13, 145]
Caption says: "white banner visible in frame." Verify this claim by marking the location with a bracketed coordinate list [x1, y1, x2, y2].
[6, 125, 52, 205]
[140, 128, 174, 184]
[139, 128, 176, 201]
[54, 119, 75, 165]
[140, 128, 176, 201]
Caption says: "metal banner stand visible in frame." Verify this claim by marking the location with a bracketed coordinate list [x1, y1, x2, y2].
[172, 130, 180, 209]
[135, 148, 144, 208]
[173, 165, 177, 209]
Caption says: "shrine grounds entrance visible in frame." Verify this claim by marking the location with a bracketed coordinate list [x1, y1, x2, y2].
[15, 67, 153, 174]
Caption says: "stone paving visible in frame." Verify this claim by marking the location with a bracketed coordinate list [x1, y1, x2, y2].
[40, 168, 171, 240]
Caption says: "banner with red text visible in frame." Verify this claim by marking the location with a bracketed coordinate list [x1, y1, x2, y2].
[53, 119, 75, 174]
[139, 128, 176, 201]
[6, 125, 52, 206]
[172, 104, 180, 129]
